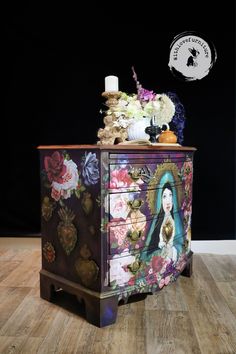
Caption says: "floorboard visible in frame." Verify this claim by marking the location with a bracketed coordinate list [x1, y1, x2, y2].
[0, 240, 236, 354]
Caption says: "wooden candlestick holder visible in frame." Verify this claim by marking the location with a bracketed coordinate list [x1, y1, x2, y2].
[97, 91, 128, 145]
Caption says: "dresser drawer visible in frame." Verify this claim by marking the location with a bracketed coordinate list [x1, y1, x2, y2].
[108, 209, 186, 256]
[109, 152, 179, 161]
[108, 246, 187, 288]
[109, 151, 193, 161]
[108, 217, 153, 255]
[108, 153, 191, 193]
[107, 185, 183, 223]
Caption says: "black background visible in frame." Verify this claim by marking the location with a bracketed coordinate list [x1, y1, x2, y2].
[3, 2, 235, 239]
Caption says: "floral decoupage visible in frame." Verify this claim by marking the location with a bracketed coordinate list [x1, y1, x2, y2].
[106, 152, 194, 298]
[43, 150, 99, 202]
[40, 149, 101, 288]
[40, 148, 194, 296]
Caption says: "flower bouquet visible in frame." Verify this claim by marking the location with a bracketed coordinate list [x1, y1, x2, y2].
[98, 68, 186, 145]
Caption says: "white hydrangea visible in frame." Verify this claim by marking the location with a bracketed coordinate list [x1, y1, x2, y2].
[110, 91, 175, 129]
[152, 94, 175, 126]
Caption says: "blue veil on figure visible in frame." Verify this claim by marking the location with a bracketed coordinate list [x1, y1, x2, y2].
[143, 171, 184, 261]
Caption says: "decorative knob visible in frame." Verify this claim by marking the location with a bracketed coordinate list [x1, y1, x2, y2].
[128, 168, 142, 181]
[127, 259, 142, 274]
[127, 199, 143, 210]
[127, 230, 142, 242]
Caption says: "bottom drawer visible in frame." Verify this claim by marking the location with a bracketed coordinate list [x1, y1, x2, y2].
[108, 243, 188, 289]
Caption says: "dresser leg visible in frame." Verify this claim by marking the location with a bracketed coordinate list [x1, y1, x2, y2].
[84, 294, 119, 327]
[40, 271, 54, 301]
[181, 255, 193, 277]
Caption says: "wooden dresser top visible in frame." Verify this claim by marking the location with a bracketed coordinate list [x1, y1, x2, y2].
[37, 144, 196, 152]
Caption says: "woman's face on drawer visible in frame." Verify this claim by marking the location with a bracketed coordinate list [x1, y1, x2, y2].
[162, 188, 173, 214]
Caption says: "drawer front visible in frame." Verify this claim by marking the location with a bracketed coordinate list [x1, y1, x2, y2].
[108, 243, 189, 289]
[106, 151, 193, 253]
[108, 217, 152, 255]
[107, 186, 183, 224]
[108, 210, 187, 256]
[106, 150, 193, 287]
[108, 152, 193, 193]
[109, 151, 191, 162]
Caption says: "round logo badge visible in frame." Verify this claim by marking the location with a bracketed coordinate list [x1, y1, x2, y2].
[168, 31, 217, 81]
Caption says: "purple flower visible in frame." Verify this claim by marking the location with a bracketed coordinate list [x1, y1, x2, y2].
[131, 68, 186, 143]
[138, 88, 156, 102]
[132, 66, 156, 103]
[162, 260, 178, 278]
[167, 92, 186, 144]
[81, 152, 99, 186]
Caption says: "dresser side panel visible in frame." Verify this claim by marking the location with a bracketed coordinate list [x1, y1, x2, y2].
[39, 147, 102, 292]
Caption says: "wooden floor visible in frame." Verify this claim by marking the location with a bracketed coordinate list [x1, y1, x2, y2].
[0, 240, 236, 354]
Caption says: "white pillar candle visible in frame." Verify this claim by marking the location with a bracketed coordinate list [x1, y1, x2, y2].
[105, 75, 119, 92]
[152, 116, 158, 126]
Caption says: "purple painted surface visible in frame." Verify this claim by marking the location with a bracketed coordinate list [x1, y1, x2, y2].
[40, 147, 194, 297]
[105, 150, 194, 297]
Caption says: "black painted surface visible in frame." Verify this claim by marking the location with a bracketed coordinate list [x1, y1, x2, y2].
[2, 2, 235, 239]
[40, 148, 102, 291]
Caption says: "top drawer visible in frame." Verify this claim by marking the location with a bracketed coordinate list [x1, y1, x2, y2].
[108, 152, 193, 193]
[109, 152, 192, 161]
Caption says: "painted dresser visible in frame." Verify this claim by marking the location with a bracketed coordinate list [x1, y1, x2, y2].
[38, 144, 196, 327]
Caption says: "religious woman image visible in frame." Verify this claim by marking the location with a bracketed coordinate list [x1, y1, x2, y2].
[144, 171, 184, 262]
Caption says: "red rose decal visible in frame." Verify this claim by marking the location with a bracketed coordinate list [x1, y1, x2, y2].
[44, 151, 66, 183]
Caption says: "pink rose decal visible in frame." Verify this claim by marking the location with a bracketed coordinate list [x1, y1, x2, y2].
[109, 168, 133, 189]
[109, 194, 130, 219]
[175, 254, 187, 272]
[109, 167, 144, 191]
[159, 276, 171, 289]
[152, 256, 166, 273]
[109, 220, 130, 246]
[128, 277, 135, 286]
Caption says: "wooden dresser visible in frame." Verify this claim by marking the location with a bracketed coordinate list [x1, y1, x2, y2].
[38, 144, 196, 327]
